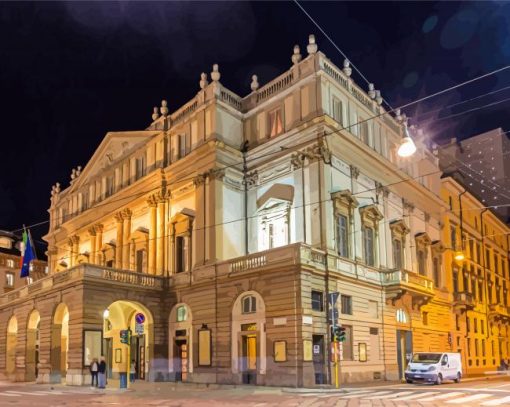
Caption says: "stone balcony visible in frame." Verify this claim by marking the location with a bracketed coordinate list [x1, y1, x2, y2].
[0, 264, 166, 306]
[489, 303, 510, 322]
[381, 269, 435, 308]
[453, 292, 475, 314]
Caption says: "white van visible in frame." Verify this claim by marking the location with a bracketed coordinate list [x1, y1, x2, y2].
[405, 352, 463, 385]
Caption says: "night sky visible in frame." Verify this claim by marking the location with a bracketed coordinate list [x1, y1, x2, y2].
[1, 1, 510, 250]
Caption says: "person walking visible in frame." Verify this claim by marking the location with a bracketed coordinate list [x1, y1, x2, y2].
[98, 356, 107, 389]
[130, 359, 136, 383]
[89, 358, 99, 387]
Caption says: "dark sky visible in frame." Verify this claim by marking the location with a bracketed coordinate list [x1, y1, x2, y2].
[1, 1, 510, 249]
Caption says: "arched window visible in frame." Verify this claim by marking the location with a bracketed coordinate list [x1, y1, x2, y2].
[396, 309, 408, 324]
[242, 296, 257, 314]
[176, 305, 187, 322]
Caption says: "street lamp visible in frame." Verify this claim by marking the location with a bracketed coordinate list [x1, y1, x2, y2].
[103, 309, 110, 319]
[454, 251, 465, 262]
[397, 123, 417, 157]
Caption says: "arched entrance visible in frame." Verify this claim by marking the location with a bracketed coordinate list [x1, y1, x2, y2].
[26, 310, 41, 381]
[50, 303, 69, 383]
[232, 291, 266, 385]
[103, 300, 153, 382]
[168, 303, 192, 382]
[6, 316, 17, 378]
[395, 307, 412, 379]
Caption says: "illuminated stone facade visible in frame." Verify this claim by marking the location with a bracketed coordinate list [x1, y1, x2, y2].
[0, 35, 508, 387]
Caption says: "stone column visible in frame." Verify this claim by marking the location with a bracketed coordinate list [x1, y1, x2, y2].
[156, 195, 166, 275]
[122, 209, 132, 270]
[193, 174, 206, 266]
[36, 313, 52, 384]
[95, 224, 103, 265]
[67, 239, 74, 268]
[88, 228, 97, 264]
[148, 196, 157, 275]
[49, 324, 62, 383]
[26, 328, 38, 381]
[73, 236, 80, 266]
[115, 212, 123, 269]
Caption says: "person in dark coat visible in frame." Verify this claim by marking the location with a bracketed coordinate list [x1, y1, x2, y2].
[98, 356, 107, 388]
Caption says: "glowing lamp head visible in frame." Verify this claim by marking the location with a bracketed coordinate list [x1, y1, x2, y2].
[103, 309, 110, 319]
[454, 251, 465, 262]
[397, 123, 417, 157]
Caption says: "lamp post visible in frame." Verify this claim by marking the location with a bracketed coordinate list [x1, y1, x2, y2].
[397, 123, 417, 158]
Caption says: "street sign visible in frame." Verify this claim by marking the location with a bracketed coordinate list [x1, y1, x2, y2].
[120, 329, 131, 344]
[135, 313, 145, 324]
[328, 292, 340, 305]
[135, 323, 144, 335]
[328, 308, 339, 323]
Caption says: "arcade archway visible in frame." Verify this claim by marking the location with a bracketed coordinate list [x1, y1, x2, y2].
[50, 303, 69, 383]
[103, 300, 153, 381]
[26, 310, 40, 381]
[6, 316, 17, 377]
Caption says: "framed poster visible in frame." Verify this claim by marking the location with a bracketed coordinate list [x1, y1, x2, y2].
[198, 327, 212, 366]
[303, 339, 313, 361]
[359, 342, 367, 362]
[83, 330, 102, 367]
[274, 341, 287, 362]
[115, 348, 122, 364]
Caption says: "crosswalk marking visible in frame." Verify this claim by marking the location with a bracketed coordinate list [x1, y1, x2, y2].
[446, 393, 493, 403]
[481, 396, 510, 406]
[364, 391, 414, 399]
[5, 390, 46, 396]
[0, 392, 21, 397]
[351, 390, 392, 398]
[419, 391, 465, 401]
[390, 391, 439, 401]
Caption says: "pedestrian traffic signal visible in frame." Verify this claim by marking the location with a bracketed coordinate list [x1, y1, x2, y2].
[331, 326, 347, 342]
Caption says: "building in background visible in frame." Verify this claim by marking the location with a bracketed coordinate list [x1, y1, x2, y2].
[0, 230, 47, 294]
[0, 35, 508, 387]
[441, 174, 510, 375]
[438, 128, 510, 222]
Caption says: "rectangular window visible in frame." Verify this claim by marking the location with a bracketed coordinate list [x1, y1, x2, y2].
[311, 291, 324, 312]
[6, 259, 15, 268]
[363, 226, 375, 266]
[135, 155, 146, 180]
[486, 249, 491, 268]
[469, 239, 474, 260]
[269, 108, 283, 137]
[393, 239, 403, 269]
[175, 236, 188, 273]
[341, 295, 352, 315]
[474, 318, 478, 333]
[422, 312, 429, 325]
[477, 243, 482, 264]
[417, 249, 426, 276]
[178, 134, 186, 158]
[268, 224, 274, 249]
[105, 176, 114, 198]
[336, 215, 349, 257]
[136, 249, 146, 273]
[453, 269, 459, 293]
[433, 257, 440, 288]
[5, 273, 14, 287]
[455, 315, 460, 331]
[450, 225, 457, 249]
[332, 97, 343, 124]
[475, 338, 479, 357]
[360, 121, 369, 144]
[342, 325, 353, 360]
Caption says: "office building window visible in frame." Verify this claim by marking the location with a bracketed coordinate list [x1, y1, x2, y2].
[311, 291, 323, 312]
[341, 295, 352, 315]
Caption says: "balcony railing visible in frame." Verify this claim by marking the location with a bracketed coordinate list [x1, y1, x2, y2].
[0, 263, 166, 305]
[382, 269, 435, 298]
[489, 303, 510, 320]
[453, 292, 475, 313]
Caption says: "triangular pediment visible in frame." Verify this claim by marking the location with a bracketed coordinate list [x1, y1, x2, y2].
[67, 131, 159, 193]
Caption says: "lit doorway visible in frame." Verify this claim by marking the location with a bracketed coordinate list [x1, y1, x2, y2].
[50, 303, 69, 383]
[26, 310, 41, 381]
[397, 330, 413, 379]
[6, 316, 17, 379]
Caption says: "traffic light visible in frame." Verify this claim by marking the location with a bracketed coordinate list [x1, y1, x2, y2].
[331, 326, 347, 342]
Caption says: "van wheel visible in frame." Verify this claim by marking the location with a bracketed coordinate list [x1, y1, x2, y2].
[435, 374, 443, 385]
[454, 372, 461, 383]
[406, 379, 413, 384]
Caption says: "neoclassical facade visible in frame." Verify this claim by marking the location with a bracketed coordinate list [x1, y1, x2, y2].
[0, 35, 509, 387]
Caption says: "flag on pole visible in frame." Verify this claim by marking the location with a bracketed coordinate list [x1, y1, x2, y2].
[20, 229, 36, 278]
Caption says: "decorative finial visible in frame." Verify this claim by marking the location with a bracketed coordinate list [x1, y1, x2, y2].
[71, 168, 76, 180]
[292, 45, 302, 64]
[250, 75, 259, 92]
[160, 100, 168, 117]
[343, 59, 352, 77]
[375, 90, 383, 105]
[152, 107, 159, 121]
[199, 72, 208, 89]
[307, 34, 318, 55]
[76, 166, 82, 177]
[395, 108, 402, 121]
[211, 64, 221, 82]
[368, 84, 376, 99]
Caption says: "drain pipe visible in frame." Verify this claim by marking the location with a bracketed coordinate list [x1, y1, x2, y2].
[241, 141, 249, 256]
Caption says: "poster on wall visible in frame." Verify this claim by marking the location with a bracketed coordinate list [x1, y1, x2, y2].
[303, 339, 313, 361]
[274, 341, 287, 362]
[83, 330, 102, 367]
[198, 328, 211, 366]
[359, 342, 367, 362]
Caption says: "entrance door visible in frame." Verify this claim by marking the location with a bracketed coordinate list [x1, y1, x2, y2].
[241, 334, 257, 384]
[396, 330, 413, 379]
[174, 339, 188, 382]
[312, 335, 325, 384]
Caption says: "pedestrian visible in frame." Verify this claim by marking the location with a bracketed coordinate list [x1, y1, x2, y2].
[89, 358, 99, 387]
[98, 356, 107, 389]
[130, 359, 136, 383]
